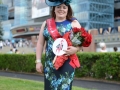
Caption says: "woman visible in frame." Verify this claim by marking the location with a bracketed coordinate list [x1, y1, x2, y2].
[36, 0, 82, 89]
[99, 42, 107, 52]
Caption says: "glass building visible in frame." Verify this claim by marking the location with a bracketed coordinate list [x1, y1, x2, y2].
[2, 24, 12, 40]
[0, 4, 8, 21]
[0, 0, 10, 40]
[1, 0, 120, 52]
[14, 0, 31, 26]
[11, 0, 50, 39]
[2, 0, 14, 8]
[71, 0, 114, 30]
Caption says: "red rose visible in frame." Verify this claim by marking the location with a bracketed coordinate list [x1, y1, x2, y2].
[81, 31, 88, 37]
[73, 27, 80, 33]
[82, 33, 92, 47]
[80, 27, 85, 32]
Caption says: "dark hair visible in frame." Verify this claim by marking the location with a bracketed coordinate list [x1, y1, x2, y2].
[51, 4, 73, 21]
[113, 47, 117, 52]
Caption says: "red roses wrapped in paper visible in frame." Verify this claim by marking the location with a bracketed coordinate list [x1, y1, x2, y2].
[53, 27, 92, 70]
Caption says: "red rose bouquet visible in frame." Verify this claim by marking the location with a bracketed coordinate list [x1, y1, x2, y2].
[70, 27, 92, 47]
[53, 27, 92, 70]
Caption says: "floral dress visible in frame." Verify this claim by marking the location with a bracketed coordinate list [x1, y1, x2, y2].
[43, 19, 75, 90]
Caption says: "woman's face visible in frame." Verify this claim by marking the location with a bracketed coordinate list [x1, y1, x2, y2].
[54, 4, 68, 19]
[102, 46, 106, 50]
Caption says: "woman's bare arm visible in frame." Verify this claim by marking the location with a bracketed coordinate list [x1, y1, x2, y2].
[71, 20, 82, 52]
[36, 21, 46, 61]
[71, 20, 81, 28]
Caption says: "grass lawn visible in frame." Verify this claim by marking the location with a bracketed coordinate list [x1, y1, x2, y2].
[0, 76, 89, 90]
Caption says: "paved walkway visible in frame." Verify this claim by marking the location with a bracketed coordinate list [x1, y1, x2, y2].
[0, 46, 34, 54]
[0, 71, 120, 90]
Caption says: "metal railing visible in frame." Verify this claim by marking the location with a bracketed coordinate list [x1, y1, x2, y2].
[93, 33, 120, 43]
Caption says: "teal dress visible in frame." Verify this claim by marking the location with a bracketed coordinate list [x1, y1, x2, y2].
[43, 19, 75, 90]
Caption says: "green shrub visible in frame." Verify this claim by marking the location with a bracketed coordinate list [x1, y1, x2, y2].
[0, 52, 120, 81]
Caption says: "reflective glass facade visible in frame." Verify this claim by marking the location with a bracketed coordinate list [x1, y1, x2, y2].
[71, 0, 114, 30]
[14, 0, 31, 26]
[2, 0, 14, 8]
[0, 5, 8, 21]
[1, 0, 13, 39]
[2, 24, 13, 40]
[1, 0, 14, 19]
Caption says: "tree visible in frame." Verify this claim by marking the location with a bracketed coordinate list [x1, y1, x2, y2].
[0, 17, 3, 40]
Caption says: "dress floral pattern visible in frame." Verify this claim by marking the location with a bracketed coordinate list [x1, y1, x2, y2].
[43, 19, 75, 90]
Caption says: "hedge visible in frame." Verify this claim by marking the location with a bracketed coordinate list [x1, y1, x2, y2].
[0, 52, 120, 81]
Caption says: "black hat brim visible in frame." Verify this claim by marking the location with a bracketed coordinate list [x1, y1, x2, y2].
[45, 0, 66, 6]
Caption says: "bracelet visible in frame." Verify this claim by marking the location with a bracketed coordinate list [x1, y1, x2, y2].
[35, 59, 41, 63]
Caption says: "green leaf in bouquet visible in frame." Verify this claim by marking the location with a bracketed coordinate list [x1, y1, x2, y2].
[72, 36, 82, 46]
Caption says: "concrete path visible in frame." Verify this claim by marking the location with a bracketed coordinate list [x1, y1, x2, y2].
[0, 71, 120, 90]
[0, 46, 34, 54]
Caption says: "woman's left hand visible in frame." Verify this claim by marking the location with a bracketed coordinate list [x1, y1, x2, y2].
[64, 46, 78, 56]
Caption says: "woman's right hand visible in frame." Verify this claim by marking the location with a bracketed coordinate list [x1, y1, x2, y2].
[36, 63, 43, 73]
